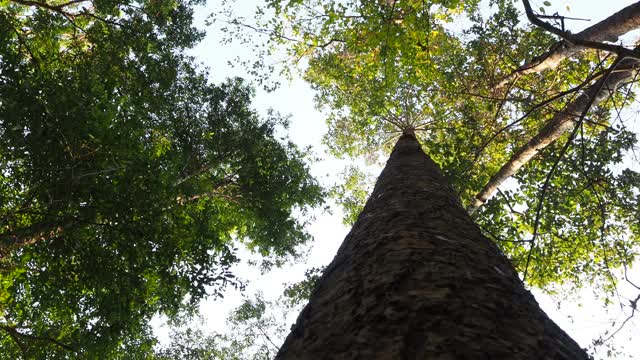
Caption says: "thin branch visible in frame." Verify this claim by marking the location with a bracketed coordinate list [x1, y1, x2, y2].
[624, 265, 640, 291]
[176, 191, 242, 206]
[610, 69, 640, 128]
[522, 58, 622, 281]
[75, 11, 120, 27]
[1, 326, 28, 358]
[469, 66, 604, 169]
[57, 0, 90, 8]
[467, 57, 638, 214]
[478, 223, 530, 243]
[595, 292, 640, 345]
[175, 162, 222, 186]
[256, 323, 280, 352]
[496, 1, 640, 89]
[2, 10, 39, 65]
[496, 188, 523, 217]
[9, 0, 70, 13]
[0, 325, 76, 353]
[0, 225, 65, 251]
[575, 129, 622, 305]
[216, 18, 344, 49]
[521, 0, 640, 59]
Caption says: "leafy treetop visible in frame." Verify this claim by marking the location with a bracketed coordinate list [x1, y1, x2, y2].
[218, 0, 640, 306]
[0, 0, 322, 357]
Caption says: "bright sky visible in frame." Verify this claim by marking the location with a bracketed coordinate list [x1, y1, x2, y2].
[152, 0, 640, 358]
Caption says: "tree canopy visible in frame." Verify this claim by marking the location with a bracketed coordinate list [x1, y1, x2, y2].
[3, 0, 640, 356]
[219, 0, 640, 302]
[0, 0, 322, 357]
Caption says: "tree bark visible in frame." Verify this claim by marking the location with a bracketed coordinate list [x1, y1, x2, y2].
[276, 134, 588, 359]
[495, 1, 640, 89]
[468, 58, 639, 214]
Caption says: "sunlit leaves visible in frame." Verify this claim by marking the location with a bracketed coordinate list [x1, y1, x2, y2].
[0, 0, 323, 356]
[156, 266, 324, 359]
[226, 0, 640, 308]
[478, 122, 640, 295]
[329, 166, 372, 225]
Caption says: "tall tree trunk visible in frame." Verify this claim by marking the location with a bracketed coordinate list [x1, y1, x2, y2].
[276, 134, 588, 359]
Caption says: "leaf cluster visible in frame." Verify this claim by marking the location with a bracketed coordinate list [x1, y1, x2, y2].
[219, 0, 640, 308]
[0, 0, 323, 357]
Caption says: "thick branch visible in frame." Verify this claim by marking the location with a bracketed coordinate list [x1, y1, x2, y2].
[522, 0, 638, 56]
[8, 0, 88, 14]
[176, 190, 242, 205]
[175, 162, 218, 186]
[495, 1, 640, 89]
[468, 58, 639, 214]
[0, 325, 76, 353]
[0, 223, 65, 253]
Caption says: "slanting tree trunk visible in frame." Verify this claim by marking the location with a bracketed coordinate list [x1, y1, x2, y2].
[468, 58, 639, 214]
[276, 134, 588, 359]
[495, 1, 640, 89]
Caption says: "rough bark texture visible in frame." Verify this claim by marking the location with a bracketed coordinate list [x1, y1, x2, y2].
[495, 1, 640, 89]
[276, 134, 588, 359]
[468, 58, 639, 214]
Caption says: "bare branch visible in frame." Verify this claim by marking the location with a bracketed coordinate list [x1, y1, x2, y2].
[256, 322, 280, 352]
[495, 1, 640, 88]
[522, 0, 636, 56]
[594, 292, 640, 345]
[215, 18, 344, 49]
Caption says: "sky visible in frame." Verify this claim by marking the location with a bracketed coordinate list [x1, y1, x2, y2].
[152, 0, 640, 358]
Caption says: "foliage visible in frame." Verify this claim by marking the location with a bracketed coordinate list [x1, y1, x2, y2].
[282, 266, 324, 306]
[154, 327, 241, 360]
[0, 0, 323, 357]
[328, 167, 372, 225]
[218, 0, 640, 305]
[156, 267, 324, 360]
[480, 122, 640, 294]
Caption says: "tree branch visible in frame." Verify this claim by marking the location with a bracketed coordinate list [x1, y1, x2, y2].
[0, 224, 65, 253]
[469, 63, 608, 170]
[255, 322, 280, 352]
[594, 292, 640, 345]
[522, 58, 622, 281]
[522, 0, 640, 56]
[8, 0, 121, 28]
[9, 0, 71, 13]
[175, 162, 220, 186]
[495, 1, 640, 89]
[0, 325, 76, 353]
[468, 57, 639, 214]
